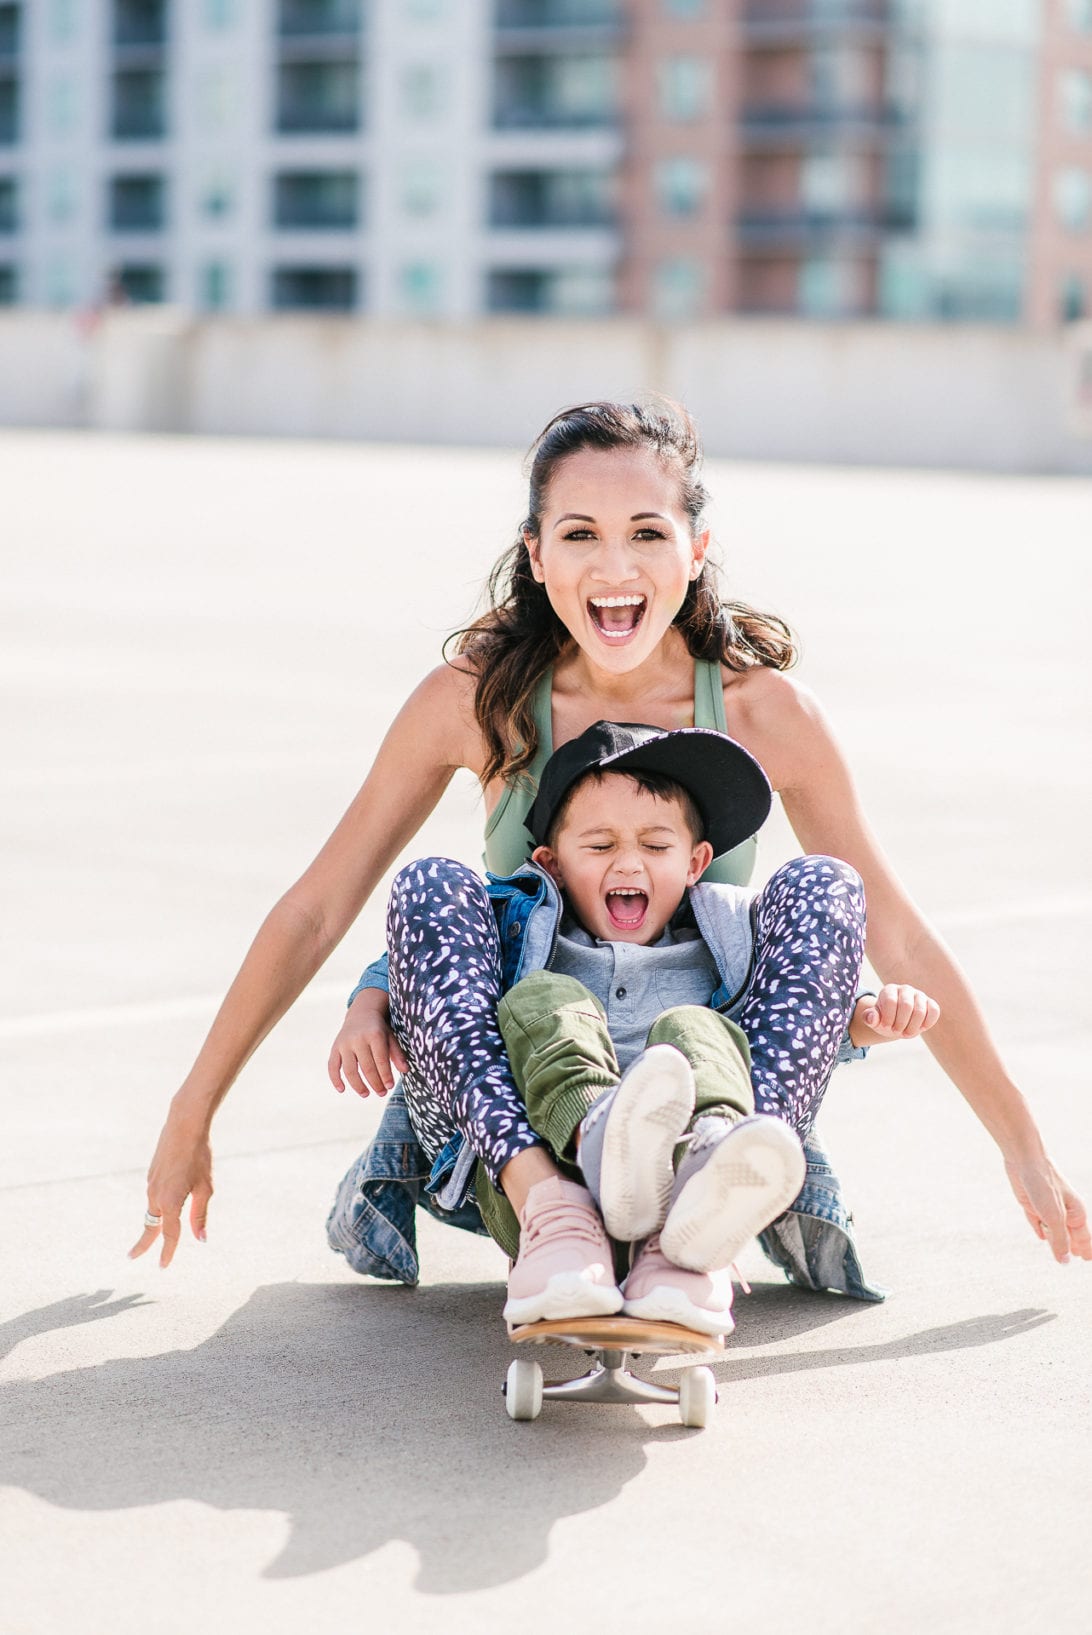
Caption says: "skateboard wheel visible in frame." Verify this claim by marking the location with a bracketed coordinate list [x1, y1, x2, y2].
[677, 1366, 716, 1429]
[505, 1358, 543, 1421]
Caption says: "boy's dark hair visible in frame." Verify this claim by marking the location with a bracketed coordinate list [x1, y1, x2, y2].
[545, 768, 705, 851]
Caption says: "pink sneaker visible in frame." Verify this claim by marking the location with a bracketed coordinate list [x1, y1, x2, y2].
[503, 1176, 624, 1330]
[621, 1233, 735, 1337]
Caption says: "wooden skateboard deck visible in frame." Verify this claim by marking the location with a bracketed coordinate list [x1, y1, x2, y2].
[510, 1315, 725, 1357]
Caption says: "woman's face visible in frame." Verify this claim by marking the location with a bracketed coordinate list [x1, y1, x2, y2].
[527, 446, 707, 674]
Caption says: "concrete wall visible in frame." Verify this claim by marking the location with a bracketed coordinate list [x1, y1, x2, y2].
[2, 309, 1091, 472]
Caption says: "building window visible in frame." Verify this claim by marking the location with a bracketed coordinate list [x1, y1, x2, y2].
[1060, 274, 1086, 323]
[0, 175, 15, 232]
[47, 76, 78, 137]
[400, 261, 442, 314]
[271, 265, 357, 310]
[1061, 69, 1092, 135]
[276, 61, 360, 134]
[1055, 167, 1091, 231]
[274, 170, 359, 229]
[401, 157, 444, 217]
[654, 157, 707, 218]
[486, 266, 612, 316]
[200, 261, 232, 310]
[117, 263, 166, 303]
[278, 0, 362, 35]
[109, 173, 167, 231]
[0, 76, 20, 147]
[47, 166, 79, 223]
[402, 63, 444, 119]
[657, 57, 711, 122]
[494, 54, 619, 129]
[801, 151, 867, 215]
[653, 257, 705, 320]
[798, 256, 863, 318]
[0, 263, 17, 304]
[114, 1, 169, 48]
[50, 0, 78, 43]
[490, 167, 614, 227]
[111, 69, 168, 141]
[199, 171, 234, 220]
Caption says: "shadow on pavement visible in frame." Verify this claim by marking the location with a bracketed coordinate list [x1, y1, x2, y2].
[0, 1281, 1053, 1589]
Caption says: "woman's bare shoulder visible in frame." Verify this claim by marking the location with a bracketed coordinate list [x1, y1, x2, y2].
[405, 658, 485, 775]
[722, 666, 828, 791]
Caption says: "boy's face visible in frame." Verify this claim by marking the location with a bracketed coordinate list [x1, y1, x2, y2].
[532, 773, 713, 945]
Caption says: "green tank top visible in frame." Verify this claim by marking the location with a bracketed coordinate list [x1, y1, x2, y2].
[482, 657, 759, 884]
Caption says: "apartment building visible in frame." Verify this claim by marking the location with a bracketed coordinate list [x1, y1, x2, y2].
[0, 0, 1090, 325]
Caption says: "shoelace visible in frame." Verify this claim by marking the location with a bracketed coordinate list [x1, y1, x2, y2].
[522, 1200, 608, 1251]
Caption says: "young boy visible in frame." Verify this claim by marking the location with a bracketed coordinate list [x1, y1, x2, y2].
[488, 721, 939, 1336]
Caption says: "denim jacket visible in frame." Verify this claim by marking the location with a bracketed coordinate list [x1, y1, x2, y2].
[327, 862, 885, 1303]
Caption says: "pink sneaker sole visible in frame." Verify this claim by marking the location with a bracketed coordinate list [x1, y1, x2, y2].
[504, 1271, 624, 1330]
[661, 1115, 806, 1274]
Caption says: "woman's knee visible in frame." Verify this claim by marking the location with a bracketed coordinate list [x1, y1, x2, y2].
[389, 855, 490, 917]
[765, 854, 864, 906]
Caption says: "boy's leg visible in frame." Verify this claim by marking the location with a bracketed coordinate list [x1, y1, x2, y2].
[499, 971, 698, 1241]
[621, 1004, 805, 1330]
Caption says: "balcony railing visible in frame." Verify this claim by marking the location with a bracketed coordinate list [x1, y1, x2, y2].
[737, 204, 914, 243]
[742, 0, 904, 39]
[741, 100, 910, 141]
[496, 0, 621, 27]
[493, 101, 616, 129]
[490, 201, 615, 228]
[277, 0, 362, 37]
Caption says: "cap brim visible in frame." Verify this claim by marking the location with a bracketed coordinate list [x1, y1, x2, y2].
[601, 729, 771, 856]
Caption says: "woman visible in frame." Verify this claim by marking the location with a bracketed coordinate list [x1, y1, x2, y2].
[132, 399, 1089, 1275]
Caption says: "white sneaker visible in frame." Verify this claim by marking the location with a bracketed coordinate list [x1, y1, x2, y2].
[577, 1045, 696, 1241]
[660, 1114, 806, 1274]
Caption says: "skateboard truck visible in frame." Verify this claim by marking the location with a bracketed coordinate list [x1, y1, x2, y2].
[505, 1316, 723, 1428]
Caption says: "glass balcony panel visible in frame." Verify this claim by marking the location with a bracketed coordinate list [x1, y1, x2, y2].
[0, 76, 18, 144]
[489, 167, 615, 227]
[495, 1, 620, 27]
[113, 0, 169, 48]
[271, 265, 358, 310]
[493, 53, 619, 128]
[0, 4, 22, 60]
[277, 0, 361, 37]
[274, 169, 360, 229]
[276, 61, 360, 133]
[111, 69, 168, 139]
[109, 173, 167, 230]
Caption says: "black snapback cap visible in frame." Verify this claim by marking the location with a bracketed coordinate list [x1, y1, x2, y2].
[525, 720, 772, 857]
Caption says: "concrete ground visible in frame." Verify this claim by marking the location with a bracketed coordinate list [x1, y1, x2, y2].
[2, 430, 1090, 1635]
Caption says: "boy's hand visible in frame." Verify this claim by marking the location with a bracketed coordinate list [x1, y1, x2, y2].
[850, 984, 940, 1048]
[328, 988, 408, 1097]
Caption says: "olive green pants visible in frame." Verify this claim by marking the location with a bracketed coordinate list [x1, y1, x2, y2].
[474, 970, 755, 1259]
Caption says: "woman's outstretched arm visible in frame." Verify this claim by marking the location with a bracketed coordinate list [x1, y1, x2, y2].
[130, 663, 481, 1268]
[732, 668, 1091, 1264]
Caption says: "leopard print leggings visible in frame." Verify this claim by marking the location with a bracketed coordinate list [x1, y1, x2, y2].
[386, 854, 866, 1185]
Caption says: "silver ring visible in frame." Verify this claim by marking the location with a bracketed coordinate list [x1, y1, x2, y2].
[144, 1211, 163, 1228]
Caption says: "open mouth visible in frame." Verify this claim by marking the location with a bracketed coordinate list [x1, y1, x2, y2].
[588, 595, 646, 643]
[605, 888, 649, 931]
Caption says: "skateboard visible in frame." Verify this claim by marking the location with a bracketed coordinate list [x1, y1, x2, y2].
[505, 1315, 724, 1428]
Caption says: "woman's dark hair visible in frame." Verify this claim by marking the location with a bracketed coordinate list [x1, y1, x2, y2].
[447, 398, 798, 787]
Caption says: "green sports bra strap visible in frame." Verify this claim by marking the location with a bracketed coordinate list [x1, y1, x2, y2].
[528, 665, 555, 778]
[693, 655, 728, 733]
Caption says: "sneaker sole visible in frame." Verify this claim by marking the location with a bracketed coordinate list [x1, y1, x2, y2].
[660, 1115, 806, 1273]
[503, 1271, 624, 1329]
[622, 1284, 735, 1338]
[599, 1045, 696, 1241]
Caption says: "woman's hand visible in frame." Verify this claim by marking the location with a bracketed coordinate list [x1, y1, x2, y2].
[328, 988, 408, 1097]
[1004, 1154, 1092, 1264]
[128, 1100, 214, 1269]
[849, 983, 940, 1047]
